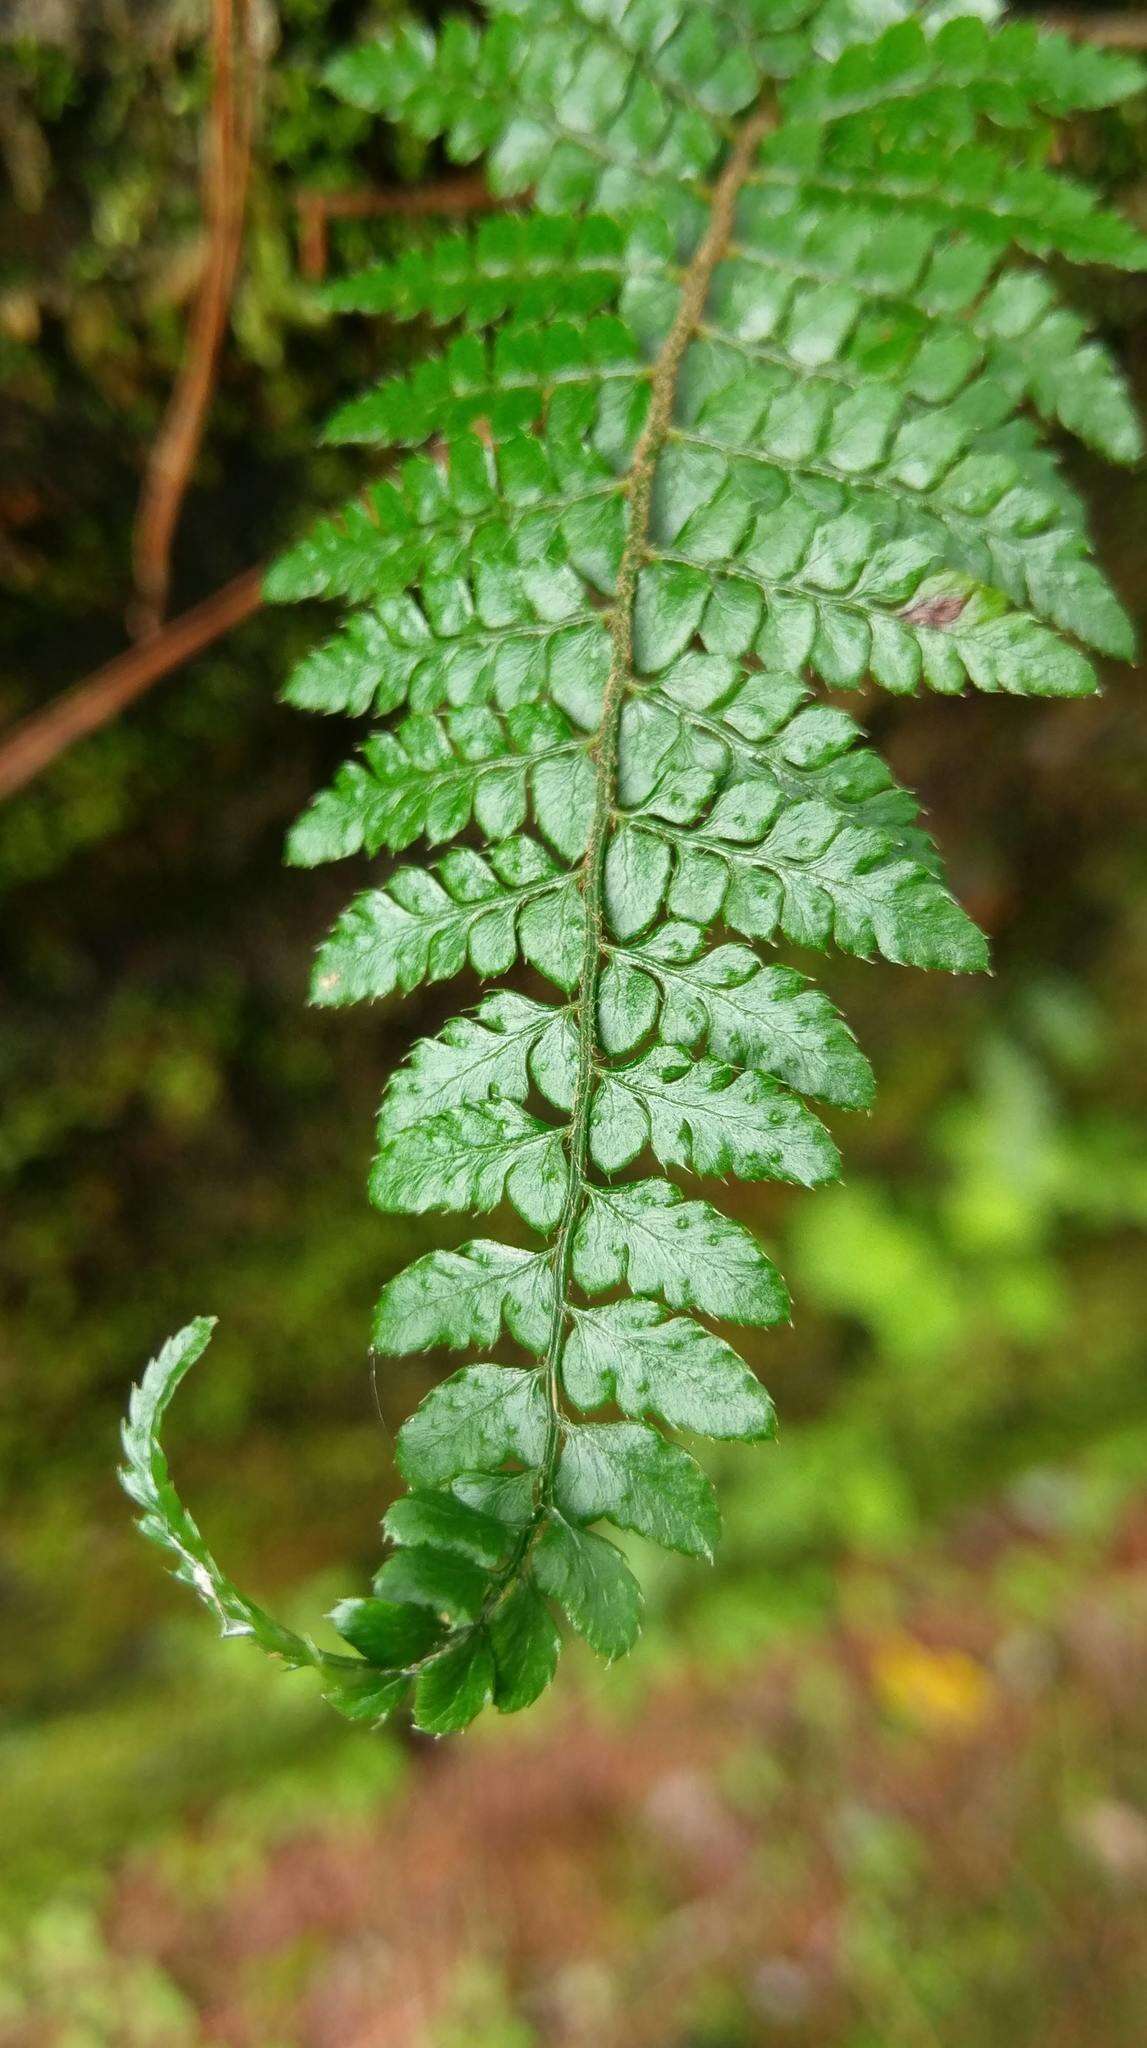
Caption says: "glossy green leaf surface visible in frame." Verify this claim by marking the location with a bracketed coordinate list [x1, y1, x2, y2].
[533, 1514, 644, 1661]
[488, 1577, 562, 1711]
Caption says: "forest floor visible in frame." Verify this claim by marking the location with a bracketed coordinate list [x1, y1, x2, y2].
[3, 1476, 1145, 2048]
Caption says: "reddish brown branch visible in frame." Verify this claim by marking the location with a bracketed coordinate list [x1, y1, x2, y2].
[0, 568, 265, 803]
[129, 0, 255, 640]
[4, 162, 502, 798]
[296, 171, 502, 280]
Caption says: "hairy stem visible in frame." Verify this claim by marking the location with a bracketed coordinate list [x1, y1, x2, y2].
[535, 97, 777, 1502]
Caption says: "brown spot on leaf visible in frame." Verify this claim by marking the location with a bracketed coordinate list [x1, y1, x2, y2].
[902, 592, 969, 630]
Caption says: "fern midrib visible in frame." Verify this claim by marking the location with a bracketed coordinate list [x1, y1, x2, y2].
[535, 97, 777, 1502]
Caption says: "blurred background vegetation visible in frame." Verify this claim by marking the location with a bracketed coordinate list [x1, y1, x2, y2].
[1, 2, 1146, 2043]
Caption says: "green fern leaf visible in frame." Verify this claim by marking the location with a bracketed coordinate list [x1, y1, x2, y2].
[488, 1576, 563, 1711]
[562, 1301, 778, 1438]
[396, 1363, 550, 1488]
[383, 1490, 515, 1566]
[123, 0, 1144, 1734]
[572, 1180, 790, 1324]
[413, 1628, 497, 1734]
[327, 1596, 446, 1666]
[533, 1513, 644, 1660]
[373, 1546, 493, 1626]
[373, 1239, 555, 1356]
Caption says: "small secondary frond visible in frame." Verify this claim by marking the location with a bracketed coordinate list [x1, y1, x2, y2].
[124, 0, 1143, 1734]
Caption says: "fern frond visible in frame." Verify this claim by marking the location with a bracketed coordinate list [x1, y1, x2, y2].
[323, 211, 659, 324]
[321, 315, 646, 448]
[124, 0, 1144, 1733]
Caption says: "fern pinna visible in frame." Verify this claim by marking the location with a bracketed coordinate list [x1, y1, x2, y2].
[122, 0, 1144, 1734]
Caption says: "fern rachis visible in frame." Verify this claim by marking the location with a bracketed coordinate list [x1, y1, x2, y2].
[121, 1, 1144, 1735]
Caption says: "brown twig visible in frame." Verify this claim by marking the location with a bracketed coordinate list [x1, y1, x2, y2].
[296, 171, 502, 281]
[129, 0, 255, 641]
[0, 567, 265, 803]
[4, 160, 502, 800]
